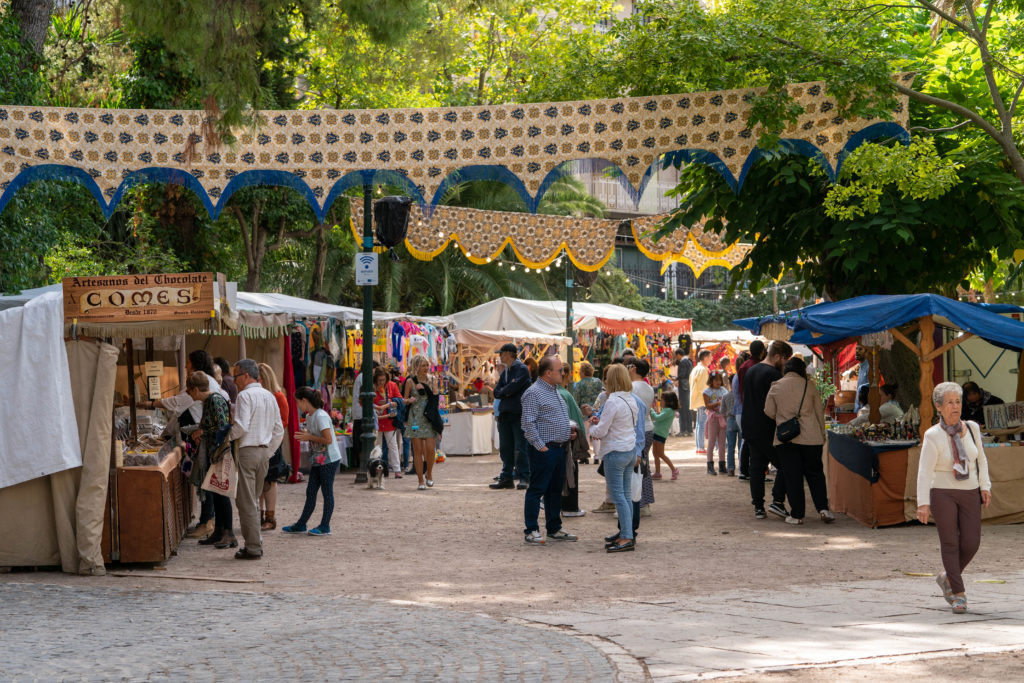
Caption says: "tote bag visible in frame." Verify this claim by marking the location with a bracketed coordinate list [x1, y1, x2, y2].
[201, 442, 238, 499]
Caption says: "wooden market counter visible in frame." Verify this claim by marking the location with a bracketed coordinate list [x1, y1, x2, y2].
[826, 432, 913, 528]
[102, 447, 191, 564]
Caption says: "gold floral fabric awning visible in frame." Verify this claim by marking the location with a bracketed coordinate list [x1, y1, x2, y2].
[0, 77, 910, 221]
[351, 203, 751, 274]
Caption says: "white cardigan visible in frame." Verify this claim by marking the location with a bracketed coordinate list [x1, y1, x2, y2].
[588, 391, 638, 456]
[916, 421, 991, 507]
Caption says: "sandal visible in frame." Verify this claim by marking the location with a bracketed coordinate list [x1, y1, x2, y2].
[951, 596, 968, 614]
[652, 472, 663, 479]
[936, 572, 955, 605]
[670, 468, 679, 480]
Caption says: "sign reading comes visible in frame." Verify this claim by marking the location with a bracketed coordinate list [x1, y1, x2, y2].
[63, 272, 218, 323]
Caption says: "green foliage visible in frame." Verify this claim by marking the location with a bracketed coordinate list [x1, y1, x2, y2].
[586, 269, 644, 310]
[642, 292, 775, 331]
[43, 0, 129, 107]
[117, 38, 203, 109]
[823, 139, 962, 219]
[0, 8, 43, 105]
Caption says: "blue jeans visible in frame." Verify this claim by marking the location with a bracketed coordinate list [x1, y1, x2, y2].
[603, 449, 635, 540]
[401, 432, 411, 470]
[523, 444, 565, 535]
[695, 407, 707, 450]
[295, 461, 338, 530]
[726, 415, 742, 472]
[498, 415, 530, 483]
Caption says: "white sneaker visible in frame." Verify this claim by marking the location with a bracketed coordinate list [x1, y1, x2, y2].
[562, 510, 586, 517]
[524, 530, 546, 545]
[820, 510, 836, 524]
[784, 516, 804, 525]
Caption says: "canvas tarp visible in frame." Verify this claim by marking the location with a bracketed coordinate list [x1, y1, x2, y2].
[451, 297, 690, 335]
[734, 294, 1024, 351]
[453, 328, 571, 356]
[0, 291, 82, 489]
[0, 338, 117, 571]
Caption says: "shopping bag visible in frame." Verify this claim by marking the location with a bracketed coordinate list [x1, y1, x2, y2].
[630, 466, 643, 503]
[202, 446, 237, 499]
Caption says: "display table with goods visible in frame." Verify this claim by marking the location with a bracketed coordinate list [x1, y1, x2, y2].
[440, 408, 496, 456]
[826, 420, 921, 528]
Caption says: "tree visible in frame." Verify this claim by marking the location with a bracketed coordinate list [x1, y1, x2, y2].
[8, 0, 53, 64]
[602, 0, 1024, 189]
[643, 292, 776, 331]
[0, 5, 43, 104]
[218, 186, 322, 292]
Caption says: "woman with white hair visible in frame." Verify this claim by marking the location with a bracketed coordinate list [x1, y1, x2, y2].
[916, 381, 992, 614]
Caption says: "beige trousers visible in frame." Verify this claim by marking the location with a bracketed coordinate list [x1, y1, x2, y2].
[236, 445, 270, 555]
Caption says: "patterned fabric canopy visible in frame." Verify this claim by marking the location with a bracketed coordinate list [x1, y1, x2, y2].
[0, 76, 911, 222]
[350, 203, 751, 274]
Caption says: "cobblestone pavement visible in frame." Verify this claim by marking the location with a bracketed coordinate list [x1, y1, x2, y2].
[0, 583, 618, 682]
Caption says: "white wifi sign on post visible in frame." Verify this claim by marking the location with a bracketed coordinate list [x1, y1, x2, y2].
[355, 252, 379, 286]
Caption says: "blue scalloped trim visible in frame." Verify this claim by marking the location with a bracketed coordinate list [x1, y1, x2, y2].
[0, 123, 910, 220]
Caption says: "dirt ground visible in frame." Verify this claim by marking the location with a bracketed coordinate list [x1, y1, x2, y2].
[10, 435, 1024, 610]
[7, 435, 1024, 677]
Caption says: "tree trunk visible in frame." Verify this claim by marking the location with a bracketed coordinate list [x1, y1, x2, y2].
[10, 0, 54, 58]
[308, 221, 328, 301]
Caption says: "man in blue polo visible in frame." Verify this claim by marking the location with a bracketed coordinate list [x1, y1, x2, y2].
[491, 343, 532, 489]
[520, 355, 578, 545]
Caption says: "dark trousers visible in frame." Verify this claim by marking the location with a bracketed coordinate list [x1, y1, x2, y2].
[523, 444, 565, 535]
[931, 487, 983, 594]
[295, 462, 338, 530]
[198, 490, 215, 524]
[747, 438, 786, 509]
[777, 442, 828, 519]
[677, 392, 692, 434]
[352, 419, 363, 466]
[498, 415, 530, 482]
[212, 492, 233, 532]
[739, 440, 751, 477]
[561, 459, 579, 512]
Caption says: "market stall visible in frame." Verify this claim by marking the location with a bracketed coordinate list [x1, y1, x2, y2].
[736, 294, 1024, 527]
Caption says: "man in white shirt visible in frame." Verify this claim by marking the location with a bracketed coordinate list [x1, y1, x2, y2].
[689, 350, 712, 454]
[229, 359, 284, 560]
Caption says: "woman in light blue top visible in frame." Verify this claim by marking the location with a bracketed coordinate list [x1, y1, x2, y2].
[283, 387, 341, 536]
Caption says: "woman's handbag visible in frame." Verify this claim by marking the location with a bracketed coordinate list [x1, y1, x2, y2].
[776, 377, 808, 443]
[630, 466, 643, 502]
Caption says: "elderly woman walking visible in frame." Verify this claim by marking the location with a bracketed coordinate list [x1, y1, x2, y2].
[917, 382, 992, 614]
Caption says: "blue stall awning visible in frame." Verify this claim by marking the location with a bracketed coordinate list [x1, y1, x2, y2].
[734, 294, 1024, 351]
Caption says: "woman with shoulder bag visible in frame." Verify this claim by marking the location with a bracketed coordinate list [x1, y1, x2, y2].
[403, 354, 440, 490]
[917, 382, 992, 615]
[587, 364, 641, 553]
[764, 357, 834, 526]
[184, 371, 238, 549]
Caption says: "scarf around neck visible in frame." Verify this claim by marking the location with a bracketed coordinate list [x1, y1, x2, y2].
[939, 417, 971, 481]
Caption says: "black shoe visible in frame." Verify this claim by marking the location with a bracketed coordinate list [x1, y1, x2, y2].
[768, 501, 789, 518]
[605, 532, 621, 543]
[198, 529, 224, 546]
[737, 474, 750, 481]
[489, 479, 515, 489]
[718, 461, 727, 474]
[607, 539, 635, 553]
[754, 508, 767, 519]
[516, 482, 528, 490]
[706, 462, 717, 476]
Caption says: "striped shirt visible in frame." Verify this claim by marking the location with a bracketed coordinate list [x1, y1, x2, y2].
[520, 379, 571, 450]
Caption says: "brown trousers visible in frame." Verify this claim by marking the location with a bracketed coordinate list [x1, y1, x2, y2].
[930, 487, 982, 594]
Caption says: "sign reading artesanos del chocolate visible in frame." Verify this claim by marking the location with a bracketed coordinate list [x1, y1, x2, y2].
[63, 272, 218, 324]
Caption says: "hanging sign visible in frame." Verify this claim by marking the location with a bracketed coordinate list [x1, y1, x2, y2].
[355, 252, 379, 286]
[62, 272, 218, 324]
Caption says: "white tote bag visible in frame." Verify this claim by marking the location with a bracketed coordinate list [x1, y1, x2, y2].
[201, 443, 238, 500]
[630, 466, 643, 502]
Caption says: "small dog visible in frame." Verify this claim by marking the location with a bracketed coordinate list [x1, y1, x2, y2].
[366, 446, 386, 490]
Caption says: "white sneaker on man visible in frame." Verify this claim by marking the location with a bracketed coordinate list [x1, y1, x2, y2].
[562, 510, 586, 517]
[524, 530, 546, 545]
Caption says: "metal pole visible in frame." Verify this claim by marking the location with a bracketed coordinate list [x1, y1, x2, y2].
[357, 181, 374, 483]
[565, 257, 574, 381]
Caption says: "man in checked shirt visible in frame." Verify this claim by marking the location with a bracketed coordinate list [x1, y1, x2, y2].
[520, 355, 580, 545]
